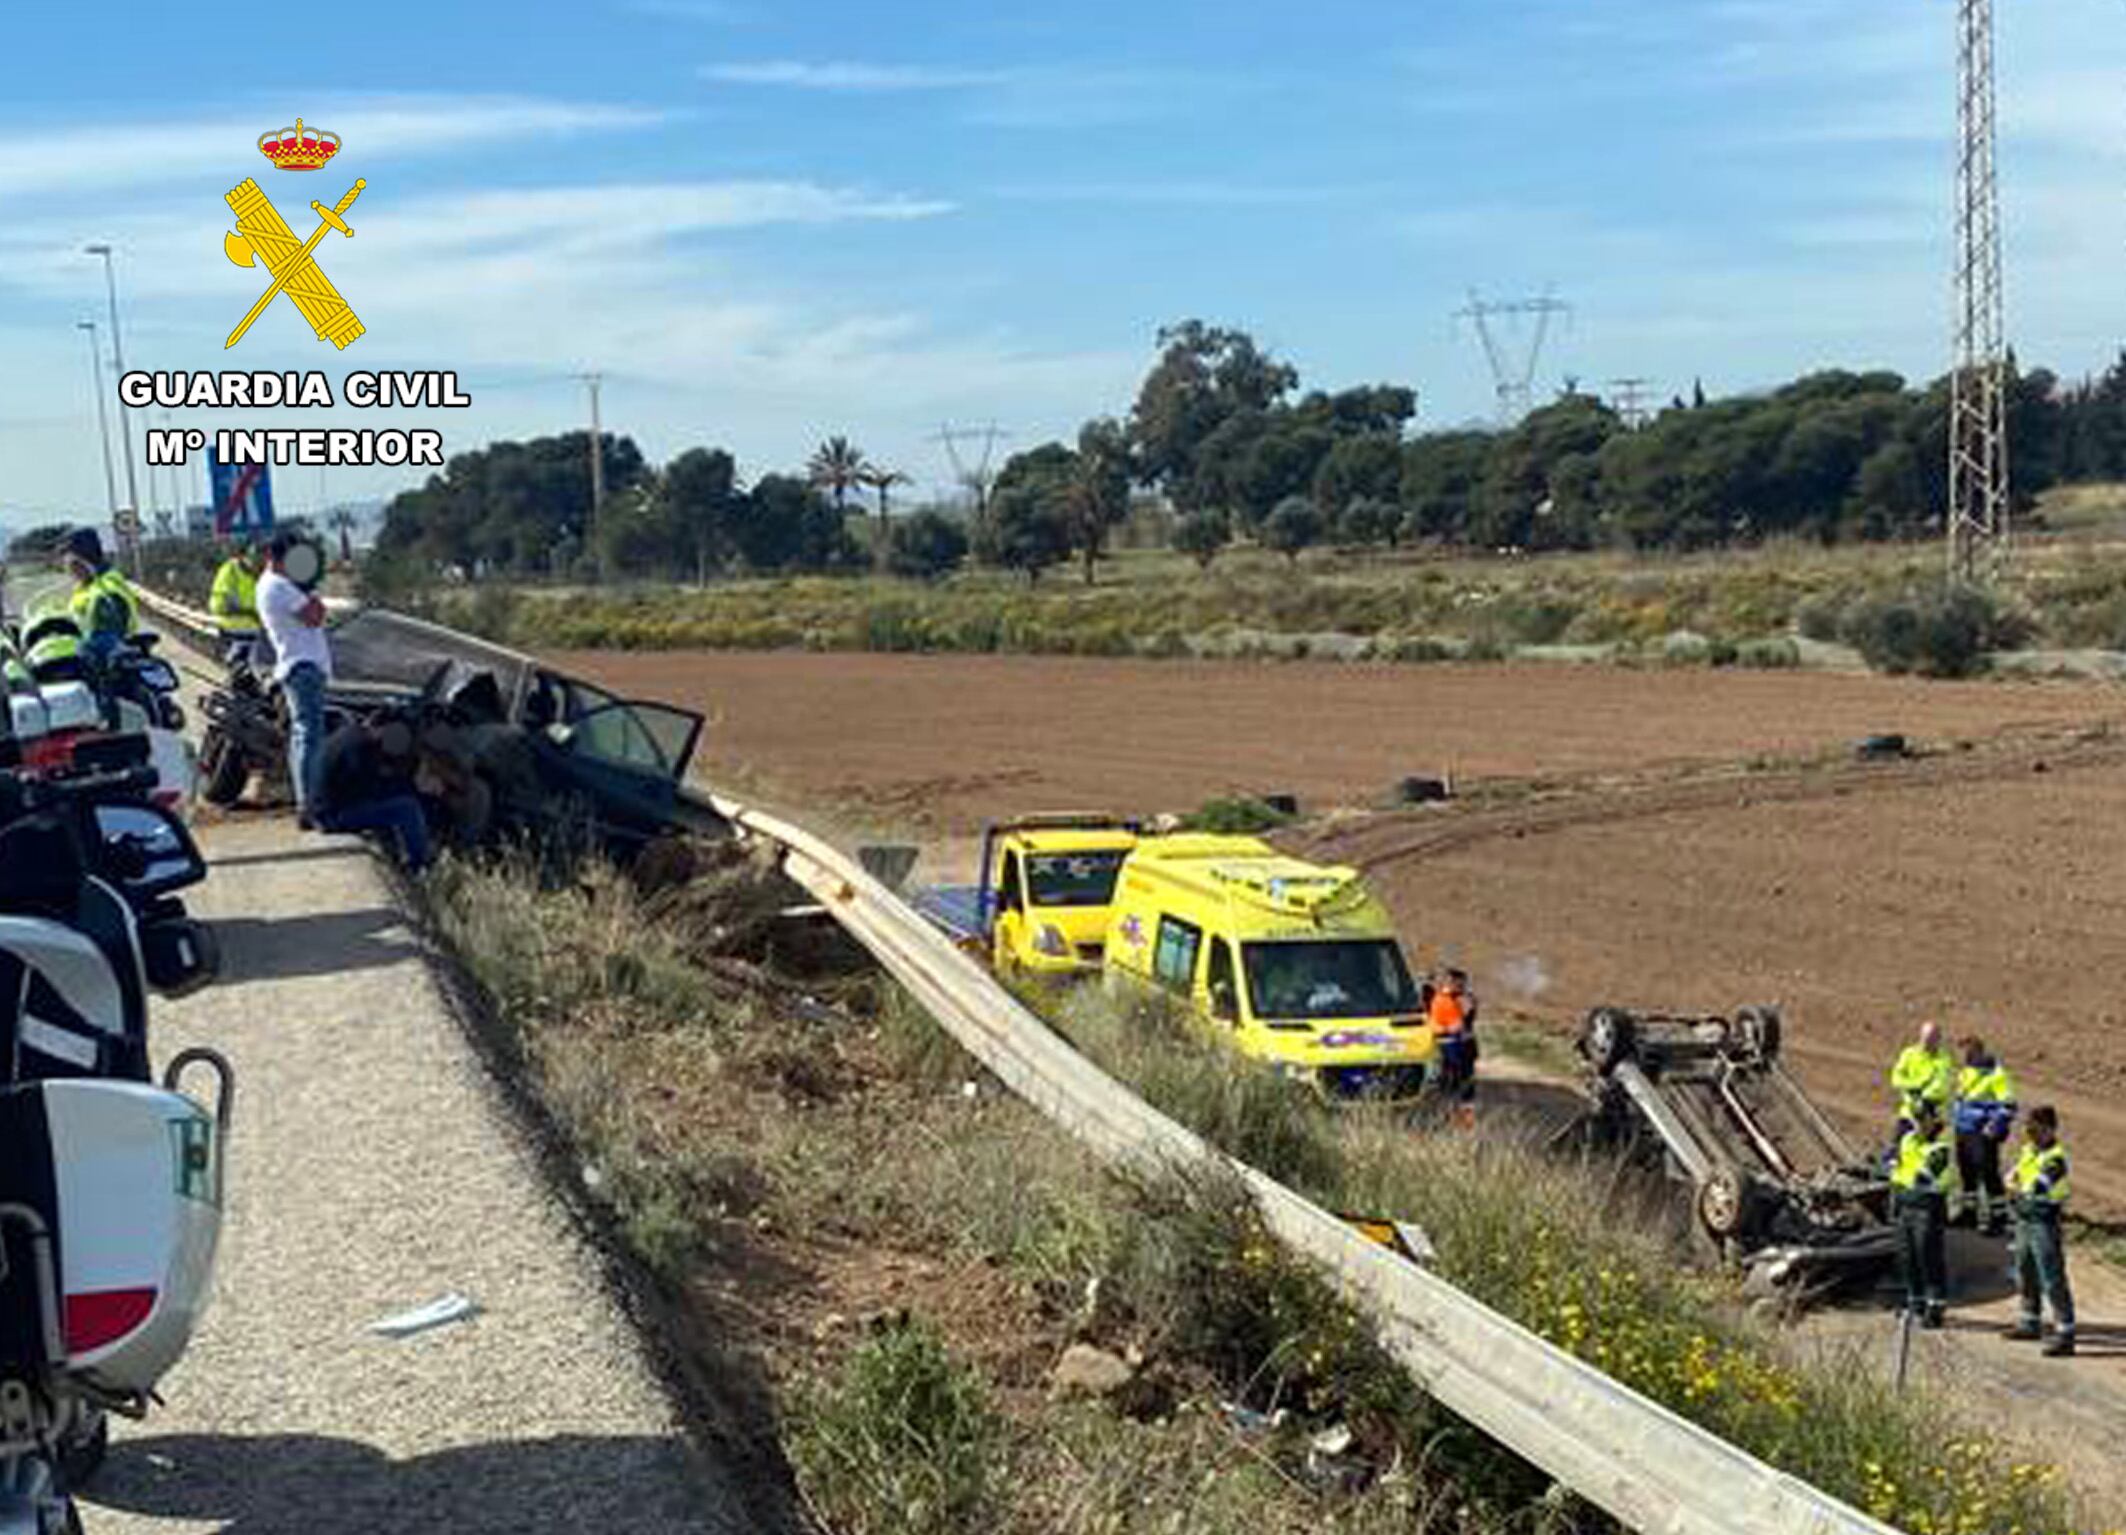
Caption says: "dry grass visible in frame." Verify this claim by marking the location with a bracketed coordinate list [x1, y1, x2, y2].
[438, 487, 2126, 679]
[420, 848, 1589, 1534]
[1049, 985, 2100, 1535]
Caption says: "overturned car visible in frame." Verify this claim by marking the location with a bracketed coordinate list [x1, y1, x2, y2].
[1573, 1005, 1896, 1302]
[197, 607, 727, 859]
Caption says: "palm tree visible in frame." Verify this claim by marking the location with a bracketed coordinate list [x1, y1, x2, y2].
[327, 506, 358, 564]
[859, 464, 912, 569]
[807, 436, 870, 516]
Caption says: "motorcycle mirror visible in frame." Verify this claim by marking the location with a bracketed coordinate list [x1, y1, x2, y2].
[91, 802, 208, 899]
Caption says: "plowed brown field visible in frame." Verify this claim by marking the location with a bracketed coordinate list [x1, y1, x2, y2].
[557, 649, 2126, 1215]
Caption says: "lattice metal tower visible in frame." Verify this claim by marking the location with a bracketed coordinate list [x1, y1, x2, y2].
[931, 422, 1010, 514]
[1948, 0, 2009, 581]
[1607, 377, 1655, 431]
[1455, 289, 1571, 424]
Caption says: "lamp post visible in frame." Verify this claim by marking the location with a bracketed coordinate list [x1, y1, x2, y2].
[76, 319, 120, 523]
[83, 243, 142, 569]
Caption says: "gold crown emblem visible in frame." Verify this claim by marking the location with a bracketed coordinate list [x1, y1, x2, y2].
[258, 117, 341, 172]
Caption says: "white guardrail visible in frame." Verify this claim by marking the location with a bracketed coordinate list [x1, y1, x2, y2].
[137, 585, 1896, 1535]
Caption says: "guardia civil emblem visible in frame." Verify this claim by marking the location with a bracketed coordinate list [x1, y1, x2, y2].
[222, 118, 367, 350]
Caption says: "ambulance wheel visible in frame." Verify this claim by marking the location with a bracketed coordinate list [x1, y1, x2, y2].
[200, 729, 248, 806]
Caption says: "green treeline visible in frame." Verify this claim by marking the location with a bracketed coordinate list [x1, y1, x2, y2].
[367, 322, 2126, 587]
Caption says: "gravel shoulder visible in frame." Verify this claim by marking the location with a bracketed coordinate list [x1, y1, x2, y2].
[84, 816, 742, 1534]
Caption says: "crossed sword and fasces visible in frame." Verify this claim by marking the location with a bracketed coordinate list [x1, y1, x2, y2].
[222, 177, 367, 349]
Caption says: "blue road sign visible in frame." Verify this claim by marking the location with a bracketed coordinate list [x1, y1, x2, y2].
[206, 448, 275, 535]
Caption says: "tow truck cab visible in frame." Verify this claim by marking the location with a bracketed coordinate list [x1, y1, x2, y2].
[983, 815, 1140, 976]
[1103, 834, 1434, 1101]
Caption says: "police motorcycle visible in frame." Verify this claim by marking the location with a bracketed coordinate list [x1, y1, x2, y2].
[0, 715, 231, 1534]
[11, 598, 191, 813]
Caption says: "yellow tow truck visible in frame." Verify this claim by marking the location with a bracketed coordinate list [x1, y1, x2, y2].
[912, 813, 1141, 978]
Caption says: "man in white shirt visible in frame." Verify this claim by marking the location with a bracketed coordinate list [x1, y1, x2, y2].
[255, 532, 332, 827]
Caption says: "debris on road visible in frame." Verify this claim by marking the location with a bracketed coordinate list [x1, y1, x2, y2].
[369, 1291, 482, 1339]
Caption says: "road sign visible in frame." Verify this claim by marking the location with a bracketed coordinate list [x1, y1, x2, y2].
[206, 448, 275, 535]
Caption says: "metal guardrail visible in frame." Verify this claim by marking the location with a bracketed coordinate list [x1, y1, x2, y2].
[137, 582, 1895, 1535]
[713, 797, 1897, 1535]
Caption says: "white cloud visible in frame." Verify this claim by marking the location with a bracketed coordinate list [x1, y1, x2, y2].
[701, 61, 1011, 91]
[0, 163, 1113, 517]
[992, 180, 1376, 208]
[0, 96, 661, 200]
[699, 59, 1232, 127]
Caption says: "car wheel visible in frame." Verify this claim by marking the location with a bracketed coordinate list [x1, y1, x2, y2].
[199, 729, 249, 806]
[1697, 1167, 1759, 1240]
[1582, 1007, 1638, 1073]
[1736, 1006, 1782, 1063]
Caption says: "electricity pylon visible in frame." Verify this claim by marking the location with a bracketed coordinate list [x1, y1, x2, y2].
[1455, 288, 1570, 424]
[931, 422, 1010, 514]
[1947, 0, 2009, 582]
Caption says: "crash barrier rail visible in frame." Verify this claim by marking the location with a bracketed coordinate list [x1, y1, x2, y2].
[134, 582, 1894, 1535]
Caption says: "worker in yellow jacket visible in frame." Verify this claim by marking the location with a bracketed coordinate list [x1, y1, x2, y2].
[1889, 1019, 1955, 1131]
[209, 537, 265, 666]
[1889, 1098, 1956, 1329]
[2003, 1105, 2077, 1357]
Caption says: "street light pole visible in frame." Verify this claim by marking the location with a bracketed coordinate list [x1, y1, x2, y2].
[76, 320, 120, 522]
[575, 371, 605, 531]
[84, 243, 142, 569]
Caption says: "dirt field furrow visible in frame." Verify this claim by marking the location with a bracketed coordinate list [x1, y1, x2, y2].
[553, 650, 2126, 832]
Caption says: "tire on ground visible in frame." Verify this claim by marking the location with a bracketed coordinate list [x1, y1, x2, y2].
[198, 729, 248, 807]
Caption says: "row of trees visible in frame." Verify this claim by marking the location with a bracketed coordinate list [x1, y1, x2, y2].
[967, 330, 2126, 581]
[370, 330, 2126, 587]
[371, 431, 973, 583]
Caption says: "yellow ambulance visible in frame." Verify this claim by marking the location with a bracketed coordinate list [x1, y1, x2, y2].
[1102, 834, 1435, 1100]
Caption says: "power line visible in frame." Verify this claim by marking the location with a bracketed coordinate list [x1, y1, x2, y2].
[1454, 288, 1571, 424]
[1947, 0, 2010, 582]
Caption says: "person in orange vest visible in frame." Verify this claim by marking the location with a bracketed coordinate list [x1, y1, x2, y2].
[1429, 967, 1478, 1127]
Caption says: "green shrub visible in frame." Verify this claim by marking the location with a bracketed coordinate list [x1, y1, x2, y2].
[861, 600, 929, 653]
[1838, 584, 2029, 678]
[1386, 635, 1456, 663]
[1737, 637, 1802, 669]
[792, 1317, 1002, 1535]
[1177, 795, 1294, 835]
[1794, 591, 1849, 643]
[1491, 593, 1581, 646]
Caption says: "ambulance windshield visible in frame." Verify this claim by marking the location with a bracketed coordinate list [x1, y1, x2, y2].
[1243, 940, 1419, 1021]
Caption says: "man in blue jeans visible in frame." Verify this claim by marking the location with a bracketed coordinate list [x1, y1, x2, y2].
[254, 532, 332, 825]
[313, 711, 433, 871]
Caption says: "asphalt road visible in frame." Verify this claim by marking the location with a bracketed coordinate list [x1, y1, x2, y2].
[82, 817, 742, 1533]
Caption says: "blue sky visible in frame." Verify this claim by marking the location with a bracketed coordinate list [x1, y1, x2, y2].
[0, 0, 2119, 523]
